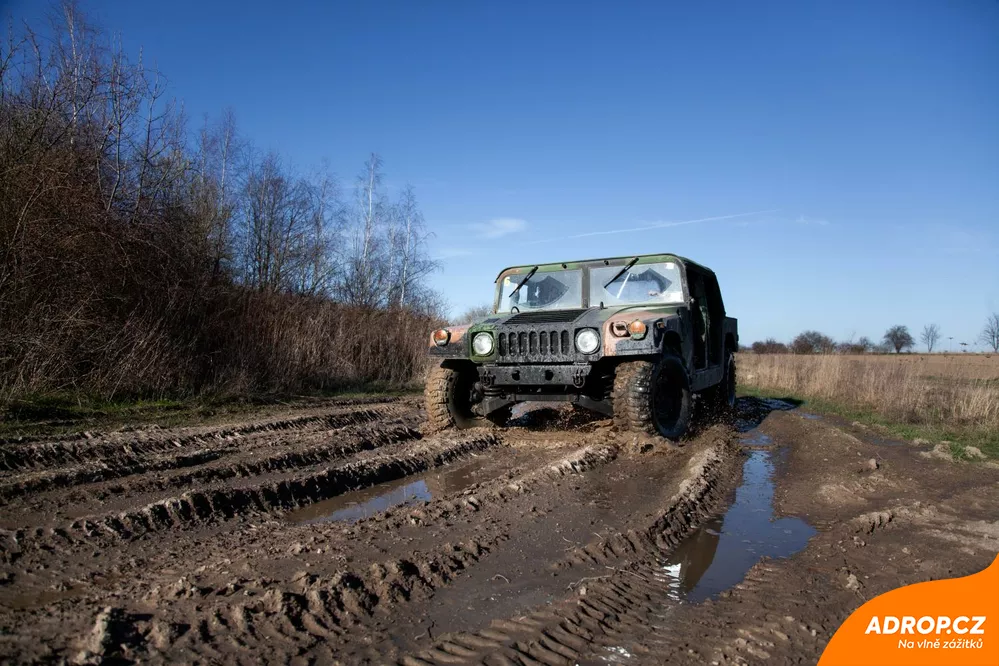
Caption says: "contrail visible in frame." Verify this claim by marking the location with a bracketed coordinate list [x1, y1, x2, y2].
[525, 209, 779, 245]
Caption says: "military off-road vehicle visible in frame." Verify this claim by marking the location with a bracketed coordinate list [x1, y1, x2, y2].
[425, 253, 737, 440]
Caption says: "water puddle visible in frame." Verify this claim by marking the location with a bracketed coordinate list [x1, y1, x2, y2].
[287, 457, 489, 525]
[868, 436, 903, 447]
[654, 448, 815, 603]
[740, 431, 773, 447]
[800, 412, 822, 420]
[734, 396, 797, 432]
[600, 645, 636, 663]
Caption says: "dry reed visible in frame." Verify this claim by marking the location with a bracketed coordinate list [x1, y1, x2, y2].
[738, 354, 999, 429]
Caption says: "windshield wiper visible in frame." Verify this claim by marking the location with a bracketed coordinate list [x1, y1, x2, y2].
[603, 256, 640, 289]
[509, 265, 538, 299]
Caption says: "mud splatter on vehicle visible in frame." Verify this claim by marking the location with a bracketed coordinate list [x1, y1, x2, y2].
[426, 254, 738, 440]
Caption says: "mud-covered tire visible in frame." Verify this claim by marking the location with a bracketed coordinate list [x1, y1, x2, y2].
[704, 351, 737, 417]
[613, 355, 692, 441]
[424, 364, 508, 433]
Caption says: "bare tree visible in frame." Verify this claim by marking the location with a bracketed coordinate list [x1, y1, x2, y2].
[883, 325, 914, 354]
[389, 185, 438, 307]
[296, 165, 342, 296]
[920, 323, 941, 353]
[454, 304, 493, 325]
[192, 108, 244, 277]
[240, 152, 328, 293]
[359, 154, 382, 270]
[981, 314, 999, 353]
[336, 154, 390, 307]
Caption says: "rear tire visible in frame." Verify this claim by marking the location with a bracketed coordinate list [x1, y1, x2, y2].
[425, 364, 509, 433]
[613, 354, 692, 441]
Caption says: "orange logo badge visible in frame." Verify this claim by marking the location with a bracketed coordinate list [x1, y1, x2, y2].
[819, 554, 999, 665]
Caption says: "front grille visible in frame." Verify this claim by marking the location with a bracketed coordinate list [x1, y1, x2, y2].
[504, 309, 588, 325]
[498, 330, 573, 358]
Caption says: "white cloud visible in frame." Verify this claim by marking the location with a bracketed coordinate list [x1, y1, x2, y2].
[434, 247, 476, 260]
[469, 218, 527, 239]
[525, 209, 777, 245]
[795, 215, 829, 226]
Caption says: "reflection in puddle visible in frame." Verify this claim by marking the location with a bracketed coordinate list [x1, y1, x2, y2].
[601, 645, 635, 663]
[734, 396, 797, 432]
[740, 431, 773, 447]
[800, 412, 822, 420]
[656, 448, 815, 603]
[287, 457, 488, 525]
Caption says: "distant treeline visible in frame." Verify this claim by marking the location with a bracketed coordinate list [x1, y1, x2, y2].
[749, 318, 999, 355]
[0, 3, 443, 401]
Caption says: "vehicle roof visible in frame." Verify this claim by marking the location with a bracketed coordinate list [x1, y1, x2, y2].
[493, 253, 715, 282]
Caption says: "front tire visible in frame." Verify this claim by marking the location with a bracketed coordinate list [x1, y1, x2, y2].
[425, 364, 509, 433]
[613, 354, 692, 441]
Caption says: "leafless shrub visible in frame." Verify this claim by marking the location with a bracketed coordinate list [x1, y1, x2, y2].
[750, 338, 788, 354]
[883, 325, 914, 354]
[790, 330, 835, 355]
[0, 3, 442, 402]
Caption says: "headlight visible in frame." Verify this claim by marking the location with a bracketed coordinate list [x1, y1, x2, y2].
[575, 328, 600, 354]
[472, 332, 494, 355]
[432, 329, 450, 346]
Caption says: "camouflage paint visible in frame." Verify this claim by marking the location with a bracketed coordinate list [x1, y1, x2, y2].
[429, 253, 737, 371]
[427, 324, 468, 359]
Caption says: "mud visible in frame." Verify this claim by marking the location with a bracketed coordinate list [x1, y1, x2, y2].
[1, 395, 997, 665]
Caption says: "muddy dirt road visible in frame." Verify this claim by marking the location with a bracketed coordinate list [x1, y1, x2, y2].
[1, 396, 997, 664]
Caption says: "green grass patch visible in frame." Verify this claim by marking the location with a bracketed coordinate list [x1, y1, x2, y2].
[738, 384, 999, 461]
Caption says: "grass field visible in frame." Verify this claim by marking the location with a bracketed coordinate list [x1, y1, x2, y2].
[737, 353, 999, 459]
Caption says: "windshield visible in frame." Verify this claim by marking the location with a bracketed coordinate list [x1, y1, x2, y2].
[497, 269, 583, 313]
[590, 261, 685, 306]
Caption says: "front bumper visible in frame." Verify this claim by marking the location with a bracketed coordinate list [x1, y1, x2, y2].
[478, 363, 592, 388]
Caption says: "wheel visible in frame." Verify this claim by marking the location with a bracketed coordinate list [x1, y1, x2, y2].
[705, 351, 736, 416]
[612, 354, 692, 441]
[425, 364, 509, 433]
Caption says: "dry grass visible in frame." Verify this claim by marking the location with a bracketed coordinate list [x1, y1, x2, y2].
[827, 353, 999, 381]
[738, 354, 999, 454]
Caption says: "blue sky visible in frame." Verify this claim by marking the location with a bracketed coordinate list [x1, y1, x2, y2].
[6, 0, 998, 348]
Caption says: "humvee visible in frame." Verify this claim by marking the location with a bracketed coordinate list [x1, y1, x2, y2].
[425, 253, 737, 440]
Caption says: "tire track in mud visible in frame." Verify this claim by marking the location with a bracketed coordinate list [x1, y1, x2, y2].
[0, 403, 401, 472]
[48, 441, 625, 664]
[48, 434, 738, 665]
[0, 417, 422, 503]
[0, 396, 404, 448]
[0, 403, 746, 666]
[0, 431, 501, 553]
[393, 435, 741, 666]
